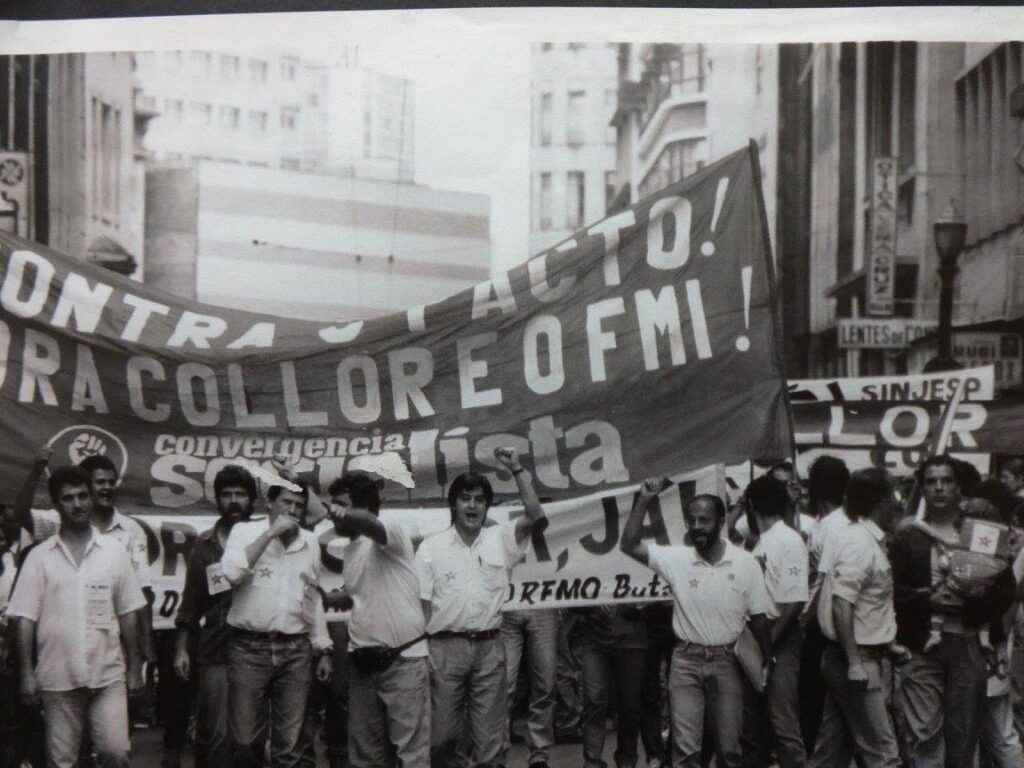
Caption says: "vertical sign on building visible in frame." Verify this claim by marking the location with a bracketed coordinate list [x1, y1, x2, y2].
[868, 157, 897, 316]
[0, 152, 30, 237]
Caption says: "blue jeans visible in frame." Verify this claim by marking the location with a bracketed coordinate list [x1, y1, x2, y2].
[40, 682, 130, 768]
[228, 632, 313, 768]
[349, 656, 430, 768]
[500, 609, 559, 765]
[578, 637, 645, 768]
[668, 643, 744, 768]
[741, 626, 806, 768]
[195, 664, 231, 768]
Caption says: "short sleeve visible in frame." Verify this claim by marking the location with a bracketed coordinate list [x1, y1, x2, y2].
[772, 536, 809, 604]
[500, 524, 527, 568]
[745, 556, 771, 616]
[381, 520, 413, 558]
[127, 523, 153, 590]
[6, 548, 44, 622]
[221, 524, 255, 584]
[829, 536, 870, 605]
[414, 539, 435, 601]
[112, 548, 147, 616]
[647, 545, 676, 586]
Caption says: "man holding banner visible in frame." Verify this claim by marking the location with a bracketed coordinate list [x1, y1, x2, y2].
[416, 447, 547, 768]
[621, 480, 772, 768]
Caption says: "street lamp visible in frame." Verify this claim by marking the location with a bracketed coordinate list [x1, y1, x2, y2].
[923, 201, 968, 372]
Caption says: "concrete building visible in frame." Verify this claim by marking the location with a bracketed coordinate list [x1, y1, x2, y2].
[145, 160, 490, 320]
[905, 42, 1024, 394]
[609, 43, 778, 241]
[530, 43, 619, 255]
[0, 53, 149, 276]
[779, 42, 965, 379]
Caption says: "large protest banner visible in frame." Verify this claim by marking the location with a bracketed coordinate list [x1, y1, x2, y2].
[0, 143, 789, 512]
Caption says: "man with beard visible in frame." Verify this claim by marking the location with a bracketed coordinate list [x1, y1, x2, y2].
[621, 481, 772, 768]
[173, 465, 258, 768]
[8, 466, 145, 768]
[222, 479, 333, 768]
[416, 447, 548, 768]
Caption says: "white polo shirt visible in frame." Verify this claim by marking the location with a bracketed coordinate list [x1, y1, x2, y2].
[7, 533, 146, 691]
[809, 507, 851, 570]
[752, 519, 809, 619]
[820, 519, 896, 646]
[222, 518, 331, 649]
[94, 510, 152, 591]
[647, 541, 770, 646]
[415, 524, 526, 634]
[344, 520, 427, 657]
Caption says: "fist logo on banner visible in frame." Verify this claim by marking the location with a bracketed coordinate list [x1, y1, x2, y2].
[47, 425, 129, 478]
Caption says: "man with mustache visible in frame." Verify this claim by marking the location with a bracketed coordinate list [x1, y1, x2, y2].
[621, 481, 772, 768]
[173, 465, 258, 768]
[8, 465, 145, 768]
[416, 447, 548, 768]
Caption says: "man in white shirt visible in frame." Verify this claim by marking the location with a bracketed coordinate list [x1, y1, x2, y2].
[222, 480, 333, 768]
[741, 474, 810, 768]
[621, 481, 772, 768]
[8, 465, 146, 768]
[809, 468, 906, 768]
[416, 447, 547, 768]
[327, 471, 429, 768]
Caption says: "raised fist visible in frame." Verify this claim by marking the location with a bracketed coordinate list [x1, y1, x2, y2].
[640, 477, 666, 498]
[494, 446, 522, 471]
[69, 434, 107, 464]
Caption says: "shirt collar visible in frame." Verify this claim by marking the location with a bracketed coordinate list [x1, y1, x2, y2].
[95, 509, 126, 534]
[50, 529, 102, 563]
[265, 517, 310, 553]
[690, 539, 735, 568]
[861, 518, 885, 542]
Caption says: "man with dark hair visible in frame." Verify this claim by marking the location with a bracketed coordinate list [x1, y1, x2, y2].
[8, 465, 145, 768]
[890, 454, 990, 768]
[222, 479, 333, 768]
[173, 465, 258, 768]
[326, 470, 429, 767]
[621, 484, 771, 768]
[809, 468, 905, 768]
[741, 475, 809, 768]
[806, 456, 851, 571]
[416, 448, 548, 768]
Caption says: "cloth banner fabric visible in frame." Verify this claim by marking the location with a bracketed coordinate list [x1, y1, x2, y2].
[0, 144, 789, 513]
[119, 465, 723, 628]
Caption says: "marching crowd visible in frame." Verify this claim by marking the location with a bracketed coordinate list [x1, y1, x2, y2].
[1, 446, 1024, 768]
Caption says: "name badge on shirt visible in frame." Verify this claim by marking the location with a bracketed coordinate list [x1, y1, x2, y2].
[84, 582, 112, 631]
[206, 563, 231, 595]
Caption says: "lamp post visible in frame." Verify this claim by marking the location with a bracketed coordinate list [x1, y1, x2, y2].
[923, 201, 968, 372]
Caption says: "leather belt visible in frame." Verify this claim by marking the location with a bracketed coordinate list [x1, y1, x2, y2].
[430, 628, 501, 642]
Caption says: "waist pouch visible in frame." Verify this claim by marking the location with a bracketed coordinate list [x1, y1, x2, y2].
[349, 633, 427, 674]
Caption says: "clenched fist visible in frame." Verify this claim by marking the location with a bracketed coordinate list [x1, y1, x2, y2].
[639, 477, 666, 499]
[494, 446, 523, 472]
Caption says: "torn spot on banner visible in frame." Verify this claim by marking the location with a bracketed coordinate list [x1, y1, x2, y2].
[318, 321, 363, 344]
[347, 451, 416, 489]
[234, 458, 302, 493]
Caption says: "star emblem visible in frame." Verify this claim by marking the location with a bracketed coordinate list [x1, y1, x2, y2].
[257, 567, 273, 579]
[788, 566, 802, 576]
[689, 579, 701, 589]
[979, 536, 991, 548]
[444, 571, 457, 584]
[211, 574, 223, 585]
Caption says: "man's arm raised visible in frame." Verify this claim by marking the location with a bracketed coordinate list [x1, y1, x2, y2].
[495, 447, 547, 546]
[620, 477, 664, 567]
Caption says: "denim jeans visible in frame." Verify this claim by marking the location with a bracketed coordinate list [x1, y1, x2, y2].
[500, 609, 559, 765]
[555, 610, 583, 734]
[979, 693, 1024, 768]
[809, 644, 900, 768]
[668, 643, 744, 768]
[578, 637, 645, 768]
[40, 682, 130, 768]
[349, 656, 430, 768]
[741, 626, 806, 768]
[325, 621, 350, 768]
[195, 664, 231, 768]
[228, 632, 313, 768]
[641, 609, 674, 766]
[897, 633, 988, 768]
[429, 635, 507, 768]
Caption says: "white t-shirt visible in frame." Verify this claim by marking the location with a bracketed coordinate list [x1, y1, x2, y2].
[647, 541, 770, 646]
[752, 520, 810, 619]
[736, 514, 816, 545]
[415, 525, 526, 634]
[809, 507, 851, 569]
[344, 520, 427, 657]
[820, 519, 896, 646]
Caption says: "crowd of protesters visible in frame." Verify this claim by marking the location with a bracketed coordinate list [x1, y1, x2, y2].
[1, 445, 1024, 768]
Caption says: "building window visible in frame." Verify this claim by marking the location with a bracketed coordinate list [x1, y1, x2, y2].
[541, 43, 553, 52]
[567, 90, 585, 145]
[91, 98, 121, 216]
[135, 51, 154, 70]
[191, 51, 212, 77]
[247, 110, 267, 135]
[641, 44, 705, 130]
[307, 92, 319, 107]
[605, 88, 618, 144]
[165, 51, 182, 71]
[567, 171, 585, 229]
[540, 173, 553, 230]
[281, 107, 299, 132]
[249, 58, 268, 84]
[605, 170, 617, 211]
[139, 95, 157, 111]
[218, 106, 240, 130]
[638, 138, 707, 198]
[755, 45, 765, 94]
[219, 55, 240, 81]
[539, 92, 553, 147]
[165, 99, 183, 123]
[281, 56, 299, 82]
[568, 42, 585, 53]
[281, 157, 301, 170]
[190, 101, 212, 127]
